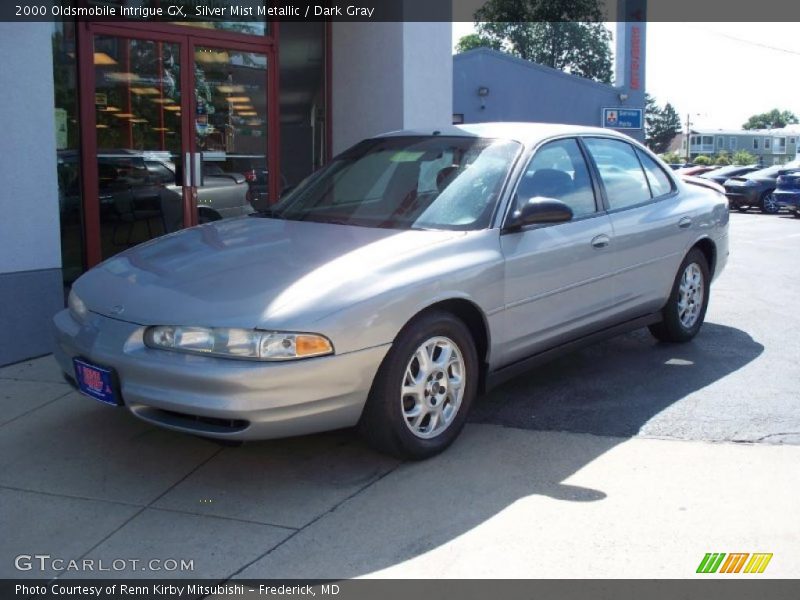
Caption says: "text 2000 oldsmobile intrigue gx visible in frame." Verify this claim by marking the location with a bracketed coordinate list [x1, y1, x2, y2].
[54, 123, 729, 458]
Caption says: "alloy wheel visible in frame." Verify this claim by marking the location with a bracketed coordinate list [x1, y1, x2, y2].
[678, 263, 705, 329]
[400, 336, 465, 439]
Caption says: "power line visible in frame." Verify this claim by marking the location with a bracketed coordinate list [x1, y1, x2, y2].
[691, 26, 800, 57]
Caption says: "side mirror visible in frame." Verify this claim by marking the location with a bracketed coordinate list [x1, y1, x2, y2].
[507, 196, 573, 230]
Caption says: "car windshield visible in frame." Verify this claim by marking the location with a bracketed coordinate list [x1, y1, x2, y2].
[263, 136, 521, 230]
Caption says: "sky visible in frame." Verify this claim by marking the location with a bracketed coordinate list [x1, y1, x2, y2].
[452, 22, 800, 131]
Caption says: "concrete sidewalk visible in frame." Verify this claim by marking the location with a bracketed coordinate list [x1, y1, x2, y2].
[1, 355, 797, 579]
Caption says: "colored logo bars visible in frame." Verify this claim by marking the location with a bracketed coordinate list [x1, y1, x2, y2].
[696, 553, 773, 574]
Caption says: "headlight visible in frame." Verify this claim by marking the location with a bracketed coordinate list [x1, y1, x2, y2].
[143, 326, 333, 361]
[67, 289, 88, 322]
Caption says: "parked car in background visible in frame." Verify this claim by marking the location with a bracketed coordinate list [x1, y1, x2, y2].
[699, 164, 761, 186]
[723, 160, 800, 214]
[774, 170, 800, 218]
[54, 123, 729, 459]
[677, 165, 719, 177]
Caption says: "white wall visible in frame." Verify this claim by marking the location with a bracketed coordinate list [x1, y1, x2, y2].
[331, 21, 453, 154]
[402, 22, 453, 130]
[0, 23, 61, 275]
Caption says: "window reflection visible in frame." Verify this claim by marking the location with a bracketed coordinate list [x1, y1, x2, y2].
[193, 48, 269, 215]
[279, 23, 327, 191]
[52, 22, 83, 286]
[93, 36, 184, 258]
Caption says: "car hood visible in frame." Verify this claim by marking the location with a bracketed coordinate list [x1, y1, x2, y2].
[74, 217, 464, 329]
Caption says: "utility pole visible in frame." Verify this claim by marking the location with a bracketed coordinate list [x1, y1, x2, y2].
[685, 113, 693, 163]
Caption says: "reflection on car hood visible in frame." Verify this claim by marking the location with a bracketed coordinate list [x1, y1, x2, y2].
[74, 217, 463, 328]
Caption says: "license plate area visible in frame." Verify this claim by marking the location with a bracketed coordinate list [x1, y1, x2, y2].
[72, 358, 122, 406]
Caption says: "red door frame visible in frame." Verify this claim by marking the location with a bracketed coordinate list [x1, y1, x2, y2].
[76, 21, 280, 268]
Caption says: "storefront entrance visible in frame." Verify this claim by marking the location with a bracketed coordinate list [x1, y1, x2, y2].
[76, 23, 278, 265]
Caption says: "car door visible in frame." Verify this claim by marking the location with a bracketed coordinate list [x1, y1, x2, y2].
[582, 137, 688, 320]
[499, 137, 618, 366]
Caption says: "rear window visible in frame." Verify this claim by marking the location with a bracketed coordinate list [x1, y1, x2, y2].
[635, 149, 674, 198]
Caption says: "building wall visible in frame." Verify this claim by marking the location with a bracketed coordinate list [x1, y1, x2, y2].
[0, 23, 65, 366]
[453, 49, 645, 143]
[331, 21, 452, 154]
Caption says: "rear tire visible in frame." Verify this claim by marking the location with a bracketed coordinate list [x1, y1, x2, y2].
[358, 310, 478, 459]
[649, 249, 710, 343]
[760, 191, 780, 214]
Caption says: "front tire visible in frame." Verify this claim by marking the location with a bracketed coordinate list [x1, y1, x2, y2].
[649, 249, 710, 343]
[358, 310, 478, 459]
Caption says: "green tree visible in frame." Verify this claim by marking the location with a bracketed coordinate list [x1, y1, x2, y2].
[742, 109, 799, 130]
[645, 95, 682, 154]
[457, 0, 613, 83]
[732, 150, 758, 165]
[455, 32, 502, 53]
[693, 155, 713, 165]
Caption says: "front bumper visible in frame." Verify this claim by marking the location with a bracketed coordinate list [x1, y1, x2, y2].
[53, 309, 390, 440]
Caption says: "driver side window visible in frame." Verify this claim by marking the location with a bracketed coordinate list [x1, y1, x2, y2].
[517, 138, 598, 218]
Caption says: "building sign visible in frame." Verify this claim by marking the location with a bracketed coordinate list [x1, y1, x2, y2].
[602, 108, 643, 130]
[630, 25, 642, 91]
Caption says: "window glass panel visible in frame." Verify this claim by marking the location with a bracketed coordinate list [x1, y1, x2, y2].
[91, 2, 269, 36]
[584, 137, 652, 210]
[636, 149, 673, 198]
[518, 139, 597, 218]
[279, 23, 327, 192]
[52, 22, 83, 286]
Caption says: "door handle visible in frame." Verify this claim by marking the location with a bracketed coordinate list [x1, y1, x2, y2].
[192, 152, 203, 187]
[591, 234, 611, 249]
[679, 216, 693, 229]
[182, 153, 191, 187]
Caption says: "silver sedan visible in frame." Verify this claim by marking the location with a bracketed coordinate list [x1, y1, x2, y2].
[53, 123, 729, 459]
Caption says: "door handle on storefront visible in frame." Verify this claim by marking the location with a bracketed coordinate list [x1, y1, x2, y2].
[182, 153, 192, 187]
[193, 152, 203, 187]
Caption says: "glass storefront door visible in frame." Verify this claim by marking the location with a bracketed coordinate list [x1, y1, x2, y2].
[191, 45, 270, 219]
[91, 33, 188, 259]
[80, 26, 273, 264]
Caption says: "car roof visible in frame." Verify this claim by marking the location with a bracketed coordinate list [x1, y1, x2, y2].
[376, 122, 633, 146]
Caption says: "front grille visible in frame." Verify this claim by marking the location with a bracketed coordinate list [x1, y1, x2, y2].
[133, 406, 249, 434]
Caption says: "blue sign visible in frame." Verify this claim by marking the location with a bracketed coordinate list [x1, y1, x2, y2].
[602, 108, 643, 130]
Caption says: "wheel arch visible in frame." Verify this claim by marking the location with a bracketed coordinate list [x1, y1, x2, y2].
[408, 298, 491, 393]
[691, 237, 717, 279]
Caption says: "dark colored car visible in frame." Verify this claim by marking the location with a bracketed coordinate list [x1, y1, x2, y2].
[699, 164, 761, 186]
[677, 165, 719, 177]
[774, 170, 800, 218]
[723, 161, 800, 214]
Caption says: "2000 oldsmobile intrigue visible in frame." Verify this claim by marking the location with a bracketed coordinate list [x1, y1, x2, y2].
[54, 123, 729, 458]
